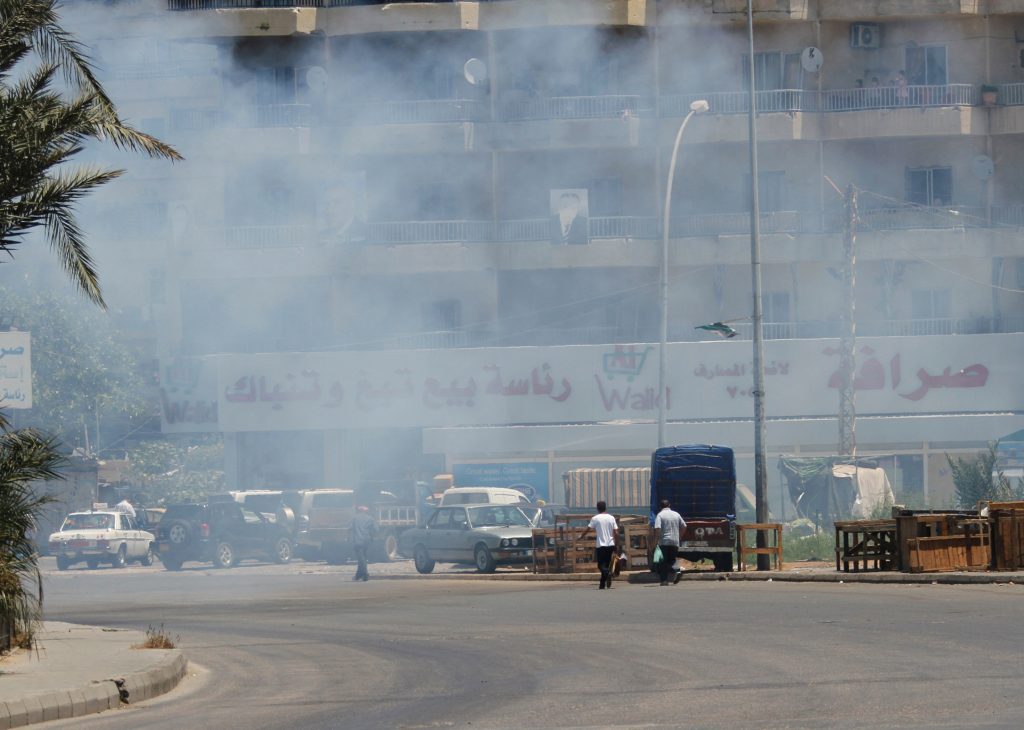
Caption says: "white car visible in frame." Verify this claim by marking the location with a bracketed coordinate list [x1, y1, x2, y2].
[48, 511, 156, 570]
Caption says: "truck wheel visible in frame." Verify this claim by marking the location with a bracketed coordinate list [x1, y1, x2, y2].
[474, 544, 497, 574]
[713, 554, 733, 572]
[140, 544, 155, 566]
[371, 532, 399, 562]
[112, 546, 127, 569]
[272, 538, 293, 564]
[413, 545, 435, 574]
[213, 541, 237, 569]
[86, 557, 100, 570]
[56, 556, 71, 571]
[162, 556, 183, 571]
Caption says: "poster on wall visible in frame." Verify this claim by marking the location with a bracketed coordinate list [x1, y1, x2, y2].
[452, 462, 550, 502]
[0, 331, 31, 409]
[550, 188, 589, 245]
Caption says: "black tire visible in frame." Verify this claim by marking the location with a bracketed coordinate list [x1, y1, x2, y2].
[272, 537, 293, 564]
[474, 544, 497, 574]
[55, 556, 71, 571]
[713, 553, 733, 572]
[370, 532, 399, 563]
[166, 520, 192, 547]
[213, 541, 236, 569]
[140, 544, 155, 567]
[112, 545, 127, 569]
[86, 557, 100, 570]
[162, 556, 184, 571]
[413, 544, 435, 574]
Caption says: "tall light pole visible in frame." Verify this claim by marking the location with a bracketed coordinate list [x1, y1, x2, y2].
[658, 99, 709, 448]
[746, 0, 770, 569]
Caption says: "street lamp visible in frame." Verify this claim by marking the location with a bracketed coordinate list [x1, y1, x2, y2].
[657, 98, 709, 448]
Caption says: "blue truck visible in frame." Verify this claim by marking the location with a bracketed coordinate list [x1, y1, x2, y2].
[650, 444, 737, 572]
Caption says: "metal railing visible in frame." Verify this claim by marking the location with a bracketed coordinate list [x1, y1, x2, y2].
[364, 220, 494, 244]
[1000, 83, 1024, 106]
[170, 108, 222, 131]
[101, 60, 215, 81]
[820, 84, 976, 111]
[662, 90, 814, 116]
[670, 210, 804, 237]
[210, 225, 317, 250]
[168, 0, 323, 9]
[500, 95, 654, 121]
[333, 99, 489, 125]
[238, 104, 314, 127]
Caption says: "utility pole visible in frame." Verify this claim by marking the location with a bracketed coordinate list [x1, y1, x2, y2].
[745, 0, 770, 570]
[838, 184, 858, 457]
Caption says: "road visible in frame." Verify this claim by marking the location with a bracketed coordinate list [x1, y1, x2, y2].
[38, 557, 1024, 729]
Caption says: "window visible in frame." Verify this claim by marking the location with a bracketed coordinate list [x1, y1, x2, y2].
[905, 45, 948, 86]
[742, 51, 803, 91]
[255, 67, 310, 106]
[311, 493, 354, 509]
[744, 171, 786, 212]
[589, 177, 624, 216]
[763, 291, 791, 323]
[429, 508, 454, 528]
[423, 299, 461, 332]
[911, 289, 952, 320]
[905, 167, 952, 206]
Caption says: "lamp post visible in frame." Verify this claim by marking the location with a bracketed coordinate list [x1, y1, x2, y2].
[746, 0, 770, 569]
[657, 99, 709, 448]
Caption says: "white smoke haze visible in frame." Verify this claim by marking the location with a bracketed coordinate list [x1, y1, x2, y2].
[1, 0, 1014, 512]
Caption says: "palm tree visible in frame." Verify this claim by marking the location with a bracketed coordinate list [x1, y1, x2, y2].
[0, 416, 63, 650]
[0, 0, 181, 307]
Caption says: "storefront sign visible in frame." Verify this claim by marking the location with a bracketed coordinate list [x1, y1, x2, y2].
[452, 462, 550, 502]
[0, 331, 31, 409]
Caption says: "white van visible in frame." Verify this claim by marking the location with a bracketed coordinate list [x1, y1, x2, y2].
[438, 487, 531, 507]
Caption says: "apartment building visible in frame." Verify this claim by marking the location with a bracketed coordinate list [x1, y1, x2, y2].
[69, 0, 1024, 512]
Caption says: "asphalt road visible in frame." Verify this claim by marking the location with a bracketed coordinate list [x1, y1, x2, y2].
[37, 557, 1024, 729]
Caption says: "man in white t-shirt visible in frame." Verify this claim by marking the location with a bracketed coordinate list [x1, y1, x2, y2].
[654, 499, 686, 586]
[579, 501, 619, 589]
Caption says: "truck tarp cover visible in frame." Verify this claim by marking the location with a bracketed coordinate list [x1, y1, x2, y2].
[650, 445, 736, 521]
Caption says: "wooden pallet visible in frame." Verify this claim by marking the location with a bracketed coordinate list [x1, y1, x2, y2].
[989, 504, 1024, 571]
[532, 514, 648, 573]
[834, 519, 896, 572]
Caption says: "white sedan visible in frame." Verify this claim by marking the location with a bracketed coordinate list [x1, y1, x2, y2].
[48, 511, 156, 570]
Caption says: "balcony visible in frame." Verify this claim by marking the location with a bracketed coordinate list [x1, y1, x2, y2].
[333, 99, 490, 125]
[168, 0, 322, 8]
[662, 90, 814, 116]
[820, 84, 976, 111]
[500, 95, 654, 121]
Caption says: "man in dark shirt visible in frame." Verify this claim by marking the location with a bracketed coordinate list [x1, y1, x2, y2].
[351, 505, 379, 581]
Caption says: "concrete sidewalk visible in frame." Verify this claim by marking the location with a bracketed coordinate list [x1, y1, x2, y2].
[0, 622, 187, 728]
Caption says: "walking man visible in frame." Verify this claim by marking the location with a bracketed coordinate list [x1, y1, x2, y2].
[351, 505, 379, 581]
[654, 499, 686, 586]
[579, 501, 619, 589]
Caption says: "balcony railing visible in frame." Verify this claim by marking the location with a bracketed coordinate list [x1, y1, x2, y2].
[333, 99, 490, 125]
[1000, 83, 1024, 106]
[500, 95, 654, 121]
[235, 104, 314, 127]
[168, 0, 323, 9]
[820, 84, 976, 111]
[101, 60, 216, 81]
[171, 108, 222, 131]
[662, 90, 814, 116]
[364, 220, 495, 245]
[201, 225, 317, 250]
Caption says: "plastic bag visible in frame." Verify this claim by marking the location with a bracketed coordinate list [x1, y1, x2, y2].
[652, 545, 664, 565]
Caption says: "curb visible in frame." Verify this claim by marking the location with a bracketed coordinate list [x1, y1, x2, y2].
[362, 570, 1024, 586]
[0, 651, 187, 729]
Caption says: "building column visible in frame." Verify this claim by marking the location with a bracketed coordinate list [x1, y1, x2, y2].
[324, 429, 361, 488]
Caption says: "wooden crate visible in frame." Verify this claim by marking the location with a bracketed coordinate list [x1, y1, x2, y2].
[736, 523, 782, 572]
[905, 518, 990, 573]
[989, 505, 1024, 571]
[531, 514, 648, 573]
[896, 512, 978, 571]
[834, 519, 897, 572]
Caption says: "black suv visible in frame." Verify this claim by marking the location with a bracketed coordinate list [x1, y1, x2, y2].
[155, 497, 294, 570]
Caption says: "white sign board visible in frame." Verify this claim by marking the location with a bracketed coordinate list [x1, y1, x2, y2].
[0, 332, 31, 409]
[212, 334, 1024, 432]
[160, 356, 219, 433]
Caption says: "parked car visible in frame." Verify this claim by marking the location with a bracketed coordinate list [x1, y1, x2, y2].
[438, 487, 531, 507]
[154, 497, 294, 570]
[137, 507, 165, 533]
[48, 511, 155, 570]
[519, 503, 570, 527]
[398, 504, 536, 574]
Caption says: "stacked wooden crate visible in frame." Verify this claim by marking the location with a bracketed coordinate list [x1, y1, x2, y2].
[834, 519, 897, 572]
[532, 514, 649, 573]
[898, 513, 991, 573]
[989, 501, 1024, 571]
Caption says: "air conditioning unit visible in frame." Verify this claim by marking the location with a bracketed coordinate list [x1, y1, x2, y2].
[850, 23, 881, 49]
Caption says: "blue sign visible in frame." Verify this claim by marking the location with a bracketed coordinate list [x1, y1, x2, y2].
[452, 462, 550, 502]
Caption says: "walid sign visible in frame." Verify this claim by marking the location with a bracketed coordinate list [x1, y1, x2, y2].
[0, 331, 31, 410]
[212, 334, 1024, 432]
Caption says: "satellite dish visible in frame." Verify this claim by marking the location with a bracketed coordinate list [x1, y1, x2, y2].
[971, 154, 994, 180]
[305, 66, 327, 94]
[800, 47, 823, 74]
[463, 58, 488, 86]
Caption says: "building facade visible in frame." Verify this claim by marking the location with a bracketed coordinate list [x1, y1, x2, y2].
[68, 0, 1024, 512]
